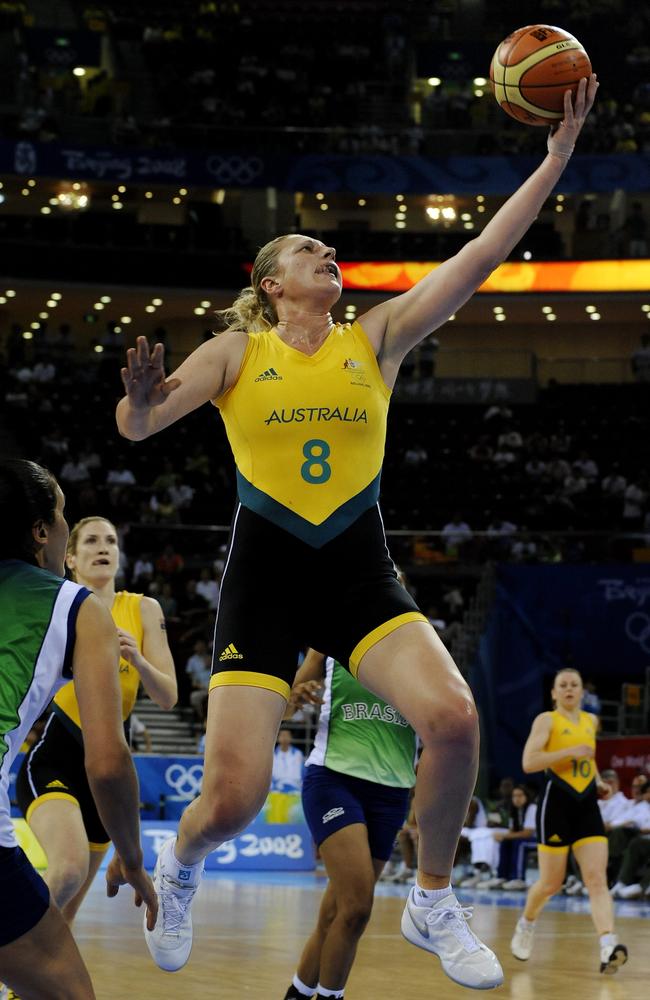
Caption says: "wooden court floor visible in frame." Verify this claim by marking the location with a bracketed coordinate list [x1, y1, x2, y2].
[75, 874, 648, 999]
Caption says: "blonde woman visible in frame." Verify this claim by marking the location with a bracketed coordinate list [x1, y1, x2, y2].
[16, 516, 177, 926]
[511, 668, 627, 974]
[116, 77, 596, 989]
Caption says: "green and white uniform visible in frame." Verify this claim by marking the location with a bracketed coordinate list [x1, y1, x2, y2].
[0, 560, 89, 847]
[306, 656, 417, 787]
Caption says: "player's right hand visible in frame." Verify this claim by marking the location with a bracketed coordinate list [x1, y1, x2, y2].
[288, 679, 324, 709]
[106, 853, 159, 930]
[121, 335, 181, 409]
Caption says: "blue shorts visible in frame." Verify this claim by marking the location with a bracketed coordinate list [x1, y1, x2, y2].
[0, 845, 50, 946]
[302, 764, 410, 861]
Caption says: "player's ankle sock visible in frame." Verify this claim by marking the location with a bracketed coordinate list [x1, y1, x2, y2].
[600, 932, 617, 949]
[414, 882, 453, 905]
[316, 987, 345, 999]
[283, 973, 317, 999]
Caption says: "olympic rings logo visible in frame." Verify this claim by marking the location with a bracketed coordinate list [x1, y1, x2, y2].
[164, 763, 204, 799]
[205, 155, 263, 184]
[625, 612, 650, 654]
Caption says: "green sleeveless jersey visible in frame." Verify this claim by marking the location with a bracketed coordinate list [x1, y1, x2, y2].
[306, 657, 417, 787]
[0, 560, 89, 846]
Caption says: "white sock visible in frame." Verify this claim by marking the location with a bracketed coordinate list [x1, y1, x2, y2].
[317, 986, 345, 998]
[292, 973, 317, 997]
[166, 838, 204, 883]
[519, 916, 535, 929]
[414, 882, 453, 905]
[600, 932, 617, 948]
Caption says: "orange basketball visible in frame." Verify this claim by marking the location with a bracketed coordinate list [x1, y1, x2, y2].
[490, 24, 592, 126]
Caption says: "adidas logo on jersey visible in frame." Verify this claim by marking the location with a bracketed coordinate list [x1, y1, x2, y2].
[219, 643, 244, 661]
[45, 779, 68, 790]
[255, 368, 283, 382]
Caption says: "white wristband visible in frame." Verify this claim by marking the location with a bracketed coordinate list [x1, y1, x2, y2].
[547, 133, 574, 161]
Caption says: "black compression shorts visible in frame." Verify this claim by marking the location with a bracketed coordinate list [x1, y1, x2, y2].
[536, 778, 606, 852]
[16, 713, 110, 850]
[210, 503, 427, 699]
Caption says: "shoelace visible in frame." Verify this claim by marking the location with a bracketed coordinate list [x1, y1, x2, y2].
[425, 902, 481, 954]
[159, 876, 197, 935]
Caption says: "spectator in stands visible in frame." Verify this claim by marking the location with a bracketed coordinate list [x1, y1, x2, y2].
[185, 638, 212, 724]
[622, 476, 647, 528]
[105, 456, 136, 487]
[157, 580, 178, 619]
[610, 780, 650, 898]
[468, 435, 493, 465]
[130, 713, 152, 753]
[133, 552, 155, 589]
[599, 770, 630, 827]
[195, 566, 220, 610]
[573, 451, 599, 482]
[630, 333, 650, 382]
[581, 679, 602, 716]
[441, 512, 473, 555]
[272, 728, 305, 793]
[497, 425, 523, 452]
[602, 463, 627, 511]
[605, 774, 650, 883]
[486, 786, 537, 890]
[511, 529, 538, 563]
[155, 541, 184, 576]
[524, 456, 548, 481]
[457, 796, 500, 888]
[486, 514, 517, 556]
[59, 453, 91, 485]
[403, 442, 428, 468]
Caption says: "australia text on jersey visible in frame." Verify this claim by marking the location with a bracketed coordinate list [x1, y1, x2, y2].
[265, 407, 368, 425]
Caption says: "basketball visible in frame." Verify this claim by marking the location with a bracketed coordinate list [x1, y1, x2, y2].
[490, 24, 592, 126]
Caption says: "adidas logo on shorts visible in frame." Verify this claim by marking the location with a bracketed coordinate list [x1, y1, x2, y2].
[219, 643, 244, 661]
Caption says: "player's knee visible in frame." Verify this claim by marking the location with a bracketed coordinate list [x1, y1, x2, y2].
[415, 689, 478, 751]
[338, 896, 373, 936]
[199, 788, 262, 841]
[539, 876, 564, 897]
[48, 858, 88, 908]
[581, 869, 607, 891]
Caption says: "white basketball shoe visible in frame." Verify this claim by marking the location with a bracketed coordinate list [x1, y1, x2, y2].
[144, 836, 204, 972]
[510, 917, 535, 961]
[401, 886, 504, 989]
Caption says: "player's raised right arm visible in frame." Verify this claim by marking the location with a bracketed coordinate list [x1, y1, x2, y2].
[116, 332, 247, 440]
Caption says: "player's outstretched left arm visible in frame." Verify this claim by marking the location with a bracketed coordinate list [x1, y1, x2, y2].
[360, 74, 598, 381]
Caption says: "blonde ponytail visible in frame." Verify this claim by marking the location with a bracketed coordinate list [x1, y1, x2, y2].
[216, 235, 288, 334]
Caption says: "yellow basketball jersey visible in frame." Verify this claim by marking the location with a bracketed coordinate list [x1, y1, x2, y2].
[545, 709, 597, 796]
[53, 591, 144, 737]
[216, 322, 390, 547]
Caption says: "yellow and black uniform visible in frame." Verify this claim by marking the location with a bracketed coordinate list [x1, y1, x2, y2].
[16, 592, 144, 849]
[211, 322, 427, 699]
[536, 709, 606, 853]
